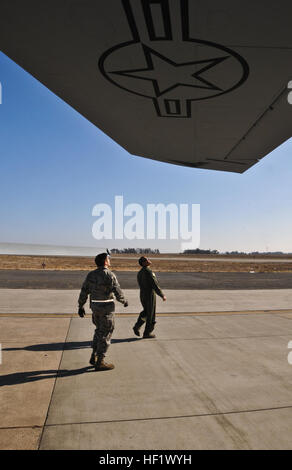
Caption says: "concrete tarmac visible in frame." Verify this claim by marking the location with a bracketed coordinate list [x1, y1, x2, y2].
[2, 277, 292, 449]
[2, 288, 292, 314]
[1, 312, 292, 449]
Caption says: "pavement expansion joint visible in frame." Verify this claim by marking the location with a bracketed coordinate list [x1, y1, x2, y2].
[2, 309, 292, 318]
[37, 317, 72, 450]
[155, 333, 292, 342]
[0, 425, 43, 430]
[43, 404, 292, 429]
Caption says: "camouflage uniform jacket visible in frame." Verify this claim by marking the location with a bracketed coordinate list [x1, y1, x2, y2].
[78, 267, 126, 307]
[137, 267, 164, 298]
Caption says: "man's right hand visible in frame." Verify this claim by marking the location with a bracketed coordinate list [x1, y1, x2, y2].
[162, 296, 166, 301]
[78, 306, 85, 317]
[124, 300, 129, 308]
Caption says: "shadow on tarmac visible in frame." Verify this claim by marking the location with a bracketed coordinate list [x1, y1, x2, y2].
[0, 366, 96, 386]
[3, 341, 92, 352]
[1, 338, 140, 386]
[3, 337, 139, 352]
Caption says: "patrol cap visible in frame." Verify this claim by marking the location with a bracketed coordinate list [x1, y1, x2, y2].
[138, 256, 148, 266]
[95, 252, 109, 267]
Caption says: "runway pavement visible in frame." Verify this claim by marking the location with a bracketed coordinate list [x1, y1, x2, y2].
[2, 270, 292, 289]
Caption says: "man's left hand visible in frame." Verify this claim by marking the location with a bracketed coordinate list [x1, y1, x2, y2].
[78, 306, 86, 317]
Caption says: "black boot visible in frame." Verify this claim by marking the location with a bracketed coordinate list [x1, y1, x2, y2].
[143, 321, 156, 338]
[133, 325, 140, 336]
[143, 332, 156, 339]
[133, 317, 145, 337]
[89, 352, 97, 366]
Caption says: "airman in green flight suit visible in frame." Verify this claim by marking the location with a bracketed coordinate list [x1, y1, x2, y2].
[133, 256, 166, 339]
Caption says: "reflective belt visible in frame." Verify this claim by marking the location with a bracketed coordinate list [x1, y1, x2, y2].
[91, 299, 113, 303]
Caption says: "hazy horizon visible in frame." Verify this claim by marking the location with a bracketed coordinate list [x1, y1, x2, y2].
[1, 242, 292, 257]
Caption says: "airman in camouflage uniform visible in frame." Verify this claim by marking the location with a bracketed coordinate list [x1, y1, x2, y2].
[133, 256, 166, 338]
[78, 252, 128, 371]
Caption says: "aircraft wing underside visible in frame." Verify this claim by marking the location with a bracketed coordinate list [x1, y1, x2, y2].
[1, 0, 292, 173]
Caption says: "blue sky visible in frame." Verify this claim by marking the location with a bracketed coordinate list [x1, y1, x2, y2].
[1, 50, 292, 253]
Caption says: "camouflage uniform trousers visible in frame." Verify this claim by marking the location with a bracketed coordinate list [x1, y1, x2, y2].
[91, 301, 115, 359]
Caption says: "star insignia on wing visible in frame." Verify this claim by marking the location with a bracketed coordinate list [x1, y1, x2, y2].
[110, 44, 230, 97]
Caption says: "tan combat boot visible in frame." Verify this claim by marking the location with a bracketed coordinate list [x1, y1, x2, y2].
[95, 358, 115, 371]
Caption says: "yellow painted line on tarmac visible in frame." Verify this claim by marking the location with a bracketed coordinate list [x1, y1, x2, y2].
[1, 309, 292, 318]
